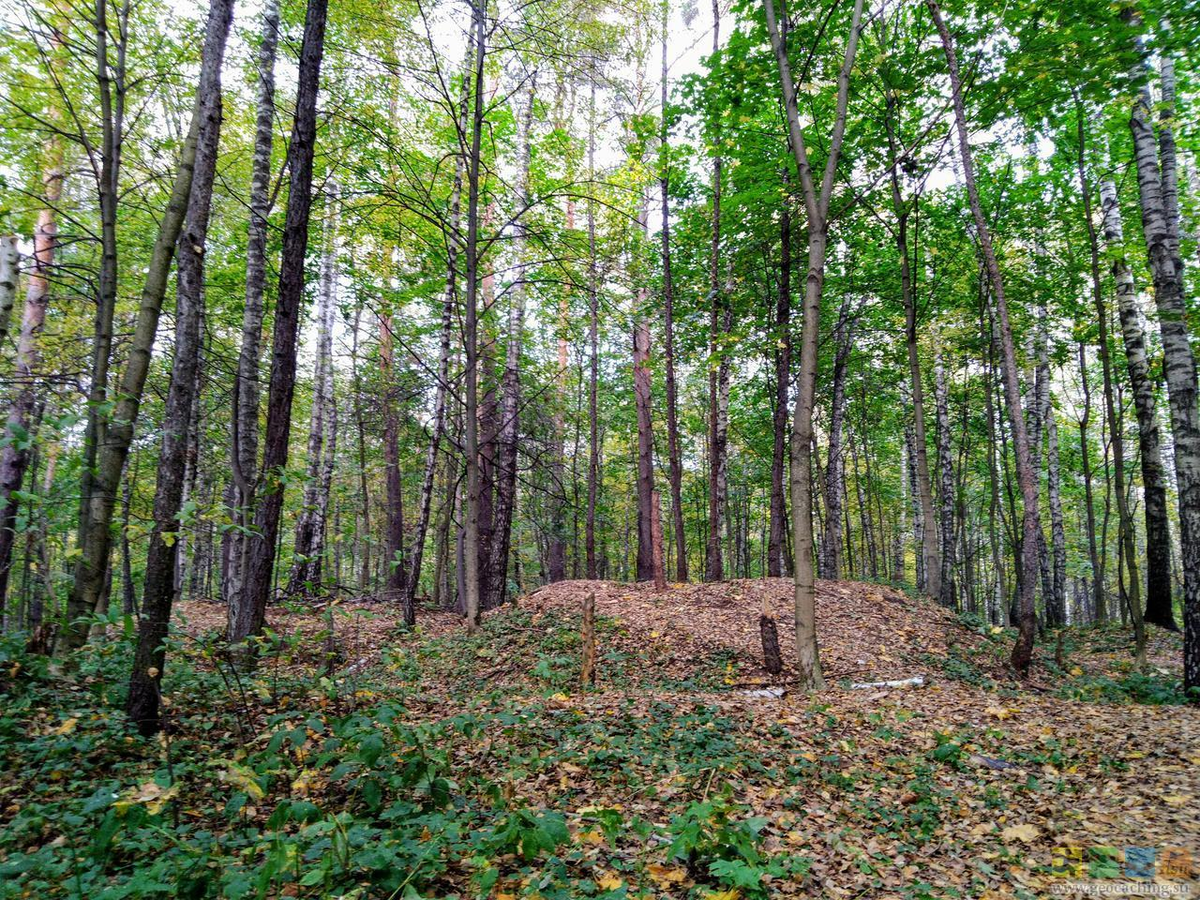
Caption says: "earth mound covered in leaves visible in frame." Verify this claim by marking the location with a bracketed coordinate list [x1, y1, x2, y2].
[0, 578, 1195, 900]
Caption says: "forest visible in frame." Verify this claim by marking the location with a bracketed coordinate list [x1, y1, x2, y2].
[0, 0, 1198, 895]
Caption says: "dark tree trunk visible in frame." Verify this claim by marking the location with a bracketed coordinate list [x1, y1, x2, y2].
[125, 0, 234, 731]
[769, 172, 792, 578]
[231, 0, 329, 660]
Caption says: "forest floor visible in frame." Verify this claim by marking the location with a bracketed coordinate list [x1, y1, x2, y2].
[1, 578, 1196, 899]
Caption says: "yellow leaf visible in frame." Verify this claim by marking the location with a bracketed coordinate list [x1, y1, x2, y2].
[647, 863, 687, 887]
[704, 890, 741, 900]
[291, 769, 316, 797]
[221, 760, 265, 800]
[548, 692, 571, 703]
[55, 717, 78, 735]
[596, 872, 623, 891]
[1000, 823, 1040, 843]
[123, 780, 179, 815]
[1069, 667, 1084, 676]
[1163, 794, 1190, 806]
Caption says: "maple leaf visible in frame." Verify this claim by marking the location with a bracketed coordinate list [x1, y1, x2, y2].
[595, 872, 623, 890]
[1000, 823, 1040, 843]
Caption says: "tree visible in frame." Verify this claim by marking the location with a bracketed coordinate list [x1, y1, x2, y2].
[225, 0, 281, 611]
[927, 0, 1042, 675]
[232, 0, 330, 660]
[63, 0, 235, 652]
[1128, 37, 1199, 692]
[127, 0, 232, 730]
[763, 0, 865, 689]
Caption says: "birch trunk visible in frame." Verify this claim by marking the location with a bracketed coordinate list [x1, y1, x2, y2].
[0, 236, 19, 350]
[0, 81, 64, 609]
[486, 77, 535, 608]
[287, 185, 338, 597]
[231, 0, 329, 659]
[1099, 177, 1175, 630]
[1130, 49, 1197, 687]
[224, 0, 280, 609]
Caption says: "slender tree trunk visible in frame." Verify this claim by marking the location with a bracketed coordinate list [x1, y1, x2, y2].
[769, 172, 792, 578]
[1098, 175, 1174, 630]
[461, 0, 487, 630]
[884, 113, 941, 599]
[1130, 49, 1197, 686]
[0, 236, 19, 351]
[585, 80, 599, 581]
[126, 17, 228, 728]
[64, 1, 233, 651]
[0, 90, 64, 609]
[287, 184, 339, 597]
[231, 0, 329, 659]
[929, 0, 1042, 675]
[347, 308, 371, 593]
[819, 302, 851, 580]
[404, 69, 469, 618]
[660, 11, 687, 583]
[78, 0, 123, 568]
[225, 0, 279, 609]
[764, 0, 864, 689]
[486, 77, 536, 608]
[981, 308, 1009, 623]
[379, 308, 407, 599]
[933, 349, 957, 608]
[1046, 401, 1067, 624]
[1077, 341, 1102, 622]
[704, 0, 731, 584]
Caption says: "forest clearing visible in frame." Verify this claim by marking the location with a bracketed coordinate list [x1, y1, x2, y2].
[1, 0, 1200, 894]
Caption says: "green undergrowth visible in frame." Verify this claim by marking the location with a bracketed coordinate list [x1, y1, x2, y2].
[0, 621, 810, 899]
[0, 603, 1186, 899]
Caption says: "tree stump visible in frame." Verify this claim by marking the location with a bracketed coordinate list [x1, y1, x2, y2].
[651, 490, 667, 592]
[760, 610, 783, 676]
[581, 591, 597, 686]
